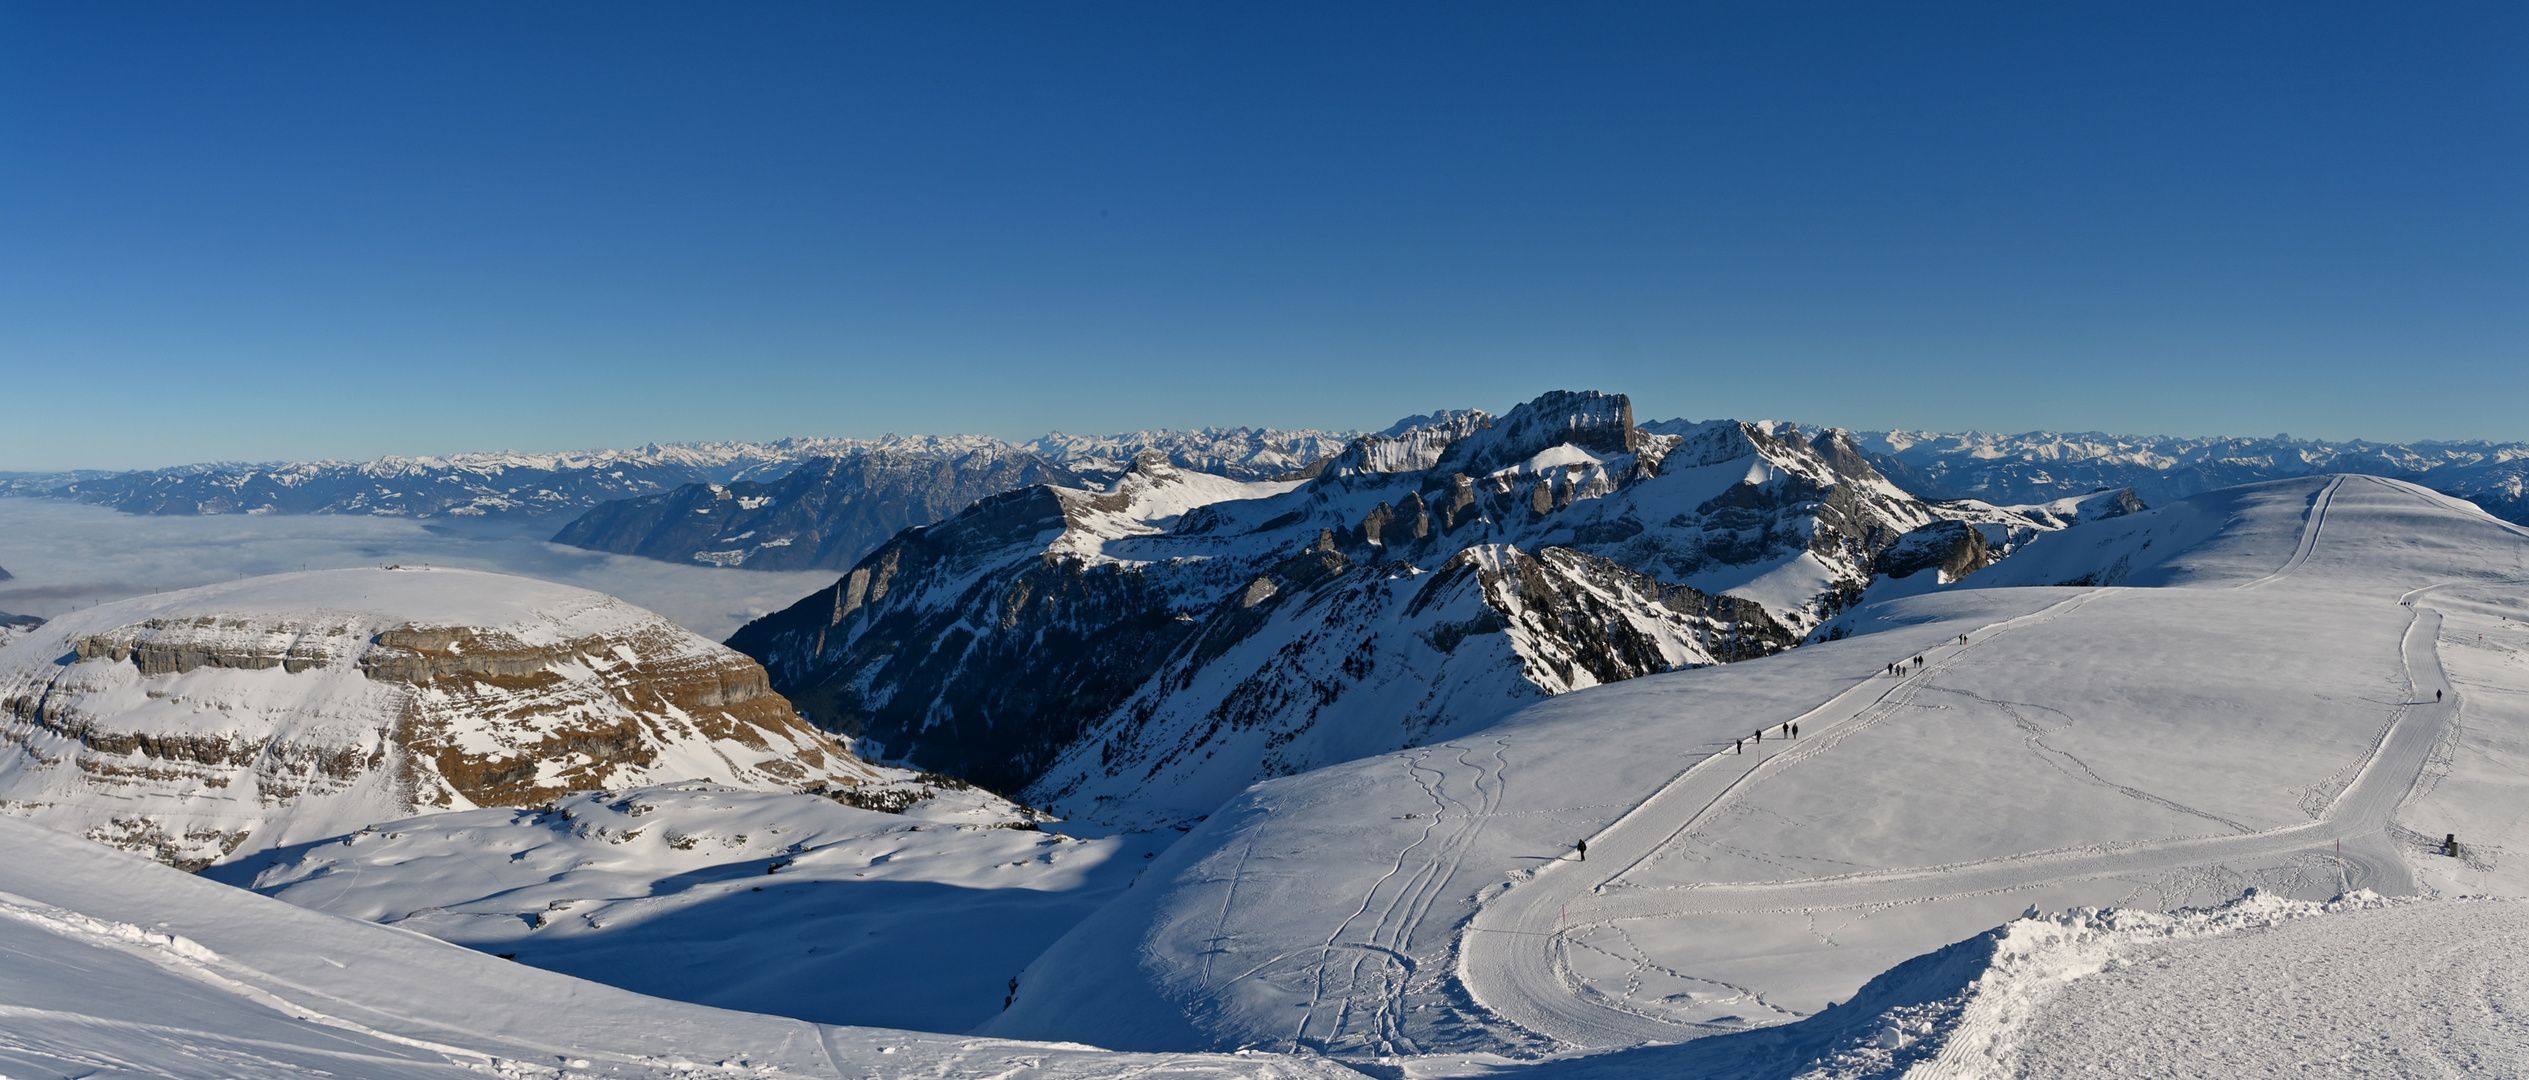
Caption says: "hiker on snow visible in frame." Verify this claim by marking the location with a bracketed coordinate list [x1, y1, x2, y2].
[1577, 839, 1587, 861]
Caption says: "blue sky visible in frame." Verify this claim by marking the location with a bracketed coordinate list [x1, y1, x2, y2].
[2, 2, 2521, 469]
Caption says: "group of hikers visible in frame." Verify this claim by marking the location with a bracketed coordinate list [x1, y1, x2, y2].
[1734, 720, 1797, 753]
[1886, 636, 1967, 678]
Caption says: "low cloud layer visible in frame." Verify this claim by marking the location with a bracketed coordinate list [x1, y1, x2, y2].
[0, 501, 837, 641]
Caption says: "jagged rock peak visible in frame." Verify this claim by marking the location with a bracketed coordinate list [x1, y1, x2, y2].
[1435, 390, 1638, 475]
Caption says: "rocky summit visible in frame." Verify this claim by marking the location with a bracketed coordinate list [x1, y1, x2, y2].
[728, 390, 2083, 825]
[0, 567, 879, 869]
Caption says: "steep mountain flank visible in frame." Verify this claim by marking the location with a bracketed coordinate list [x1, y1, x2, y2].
[731, 390, 2023, 822]
[551, 446, 1084, 571]
[0, 568, 877, 869]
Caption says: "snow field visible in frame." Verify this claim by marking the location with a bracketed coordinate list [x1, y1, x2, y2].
[0, 815, 1371, 1080]
[1998, 897, 2529, 1079]
[209, 782, 1173, 1033]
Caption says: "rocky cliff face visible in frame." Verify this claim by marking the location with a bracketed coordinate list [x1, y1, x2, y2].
[0, 568, 877, 869]
[551, 447, 1084, 571]
[730, 390, 2012, 823]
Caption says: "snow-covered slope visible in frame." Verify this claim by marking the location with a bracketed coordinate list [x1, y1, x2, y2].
[977, 474, 2529, 1059]
[0, 814, 1369, 1080]
[1861, 428, 2529, 525]
[0, 567, 879, 868]
[207, 781, 1164, 1033]
[731, 391, 1990, 825]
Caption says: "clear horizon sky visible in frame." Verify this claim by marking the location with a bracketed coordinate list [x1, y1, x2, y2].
[2, 3, 2522, 471]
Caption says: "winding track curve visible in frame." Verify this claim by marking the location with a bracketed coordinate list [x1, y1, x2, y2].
[1459, 476, 2461, 1050]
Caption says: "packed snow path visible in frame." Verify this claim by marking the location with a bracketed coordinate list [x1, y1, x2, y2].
[1462, 475, 2470, 1050]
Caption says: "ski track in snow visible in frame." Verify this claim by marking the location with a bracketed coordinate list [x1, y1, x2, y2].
[1276, 737, 1512, 1056]
[1457, 475, 2479, 1051]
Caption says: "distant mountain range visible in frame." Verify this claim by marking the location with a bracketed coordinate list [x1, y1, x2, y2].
[9, 424, 2525, 581]
[0, 427, 1362, 524]
[549, 428, 1364, 571]
[1856, 429, 2529, 524]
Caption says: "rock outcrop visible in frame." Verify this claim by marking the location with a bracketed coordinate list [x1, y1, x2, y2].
[0, 568, 877, 869]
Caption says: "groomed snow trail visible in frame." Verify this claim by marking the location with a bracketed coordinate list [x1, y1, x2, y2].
[1461, 476, 2465, 1051]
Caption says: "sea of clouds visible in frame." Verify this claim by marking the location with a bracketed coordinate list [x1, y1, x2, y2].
[0, 500, 836, 641]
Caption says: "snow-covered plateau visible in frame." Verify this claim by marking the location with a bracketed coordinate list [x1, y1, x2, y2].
[0, 567, 881, 868]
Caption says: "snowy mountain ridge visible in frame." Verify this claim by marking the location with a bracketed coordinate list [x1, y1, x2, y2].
[729, 390, 2060, 826]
